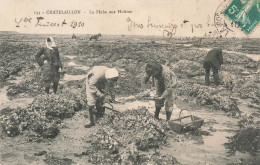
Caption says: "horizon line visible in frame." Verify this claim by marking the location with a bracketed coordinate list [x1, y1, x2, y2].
[0, 31, 259, 39]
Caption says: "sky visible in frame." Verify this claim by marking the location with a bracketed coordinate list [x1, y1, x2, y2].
[0, 0, 259, 38]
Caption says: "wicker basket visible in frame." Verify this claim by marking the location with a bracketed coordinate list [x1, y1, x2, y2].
[168, 109, 204, 133]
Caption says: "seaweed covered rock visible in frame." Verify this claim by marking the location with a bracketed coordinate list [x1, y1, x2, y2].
[6, 67, 43, 97]
[225, 53, 256, 65]
[195, 87, 240, 115]
[114, 61, 148, 96]
[225, 127, 260, 156]
[233, 74, 260, 104]
[29, 93, 81, 119]
[0, 89, 86, 141]
[62, 78, 86, 89]
[212, 96, 241, 116]
[146, 152, 179, 165]
[63, 66, 87, 75]
[86, 107, 177, 164]
[0, 42, 35, 82]
[219, 71, 235, 89]
[0, 108, 24, 137]
[174, 48, 205, 62]
[177, 83, 240, 115]
[173, 60, 204, 78]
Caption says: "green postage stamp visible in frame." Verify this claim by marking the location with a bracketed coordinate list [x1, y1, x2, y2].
[223, 0, 260, 34]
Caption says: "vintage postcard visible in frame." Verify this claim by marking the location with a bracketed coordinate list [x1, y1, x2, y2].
[0, 0, 259, 164]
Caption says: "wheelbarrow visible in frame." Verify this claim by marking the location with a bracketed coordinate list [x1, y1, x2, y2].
[168, 109, 204, 133]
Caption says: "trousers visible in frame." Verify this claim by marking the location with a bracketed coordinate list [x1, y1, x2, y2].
[203, 61, 219, 85]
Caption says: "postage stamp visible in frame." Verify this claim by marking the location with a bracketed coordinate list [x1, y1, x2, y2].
[214, 0, 237, 37]
[222, 0, 260, 34]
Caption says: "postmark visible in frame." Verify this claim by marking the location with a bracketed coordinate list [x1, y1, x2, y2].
[214, 0, 238, 37]
[222, 0, 260, 35]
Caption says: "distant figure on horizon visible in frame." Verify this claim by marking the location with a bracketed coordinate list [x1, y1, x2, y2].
[35, 37, 63, 94]
[203, 48, 223, 86]
[72, 33, 76, 39]
[89, 33, 101, 41]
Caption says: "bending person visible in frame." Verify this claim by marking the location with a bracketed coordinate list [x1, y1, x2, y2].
[203, 48, 223, 86]
[85, 66, 119, 128]
[144, 61, 178, 121]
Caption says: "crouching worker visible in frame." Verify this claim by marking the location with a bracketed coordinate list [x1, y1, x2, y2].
[203, 48, 223, 86]
[144, 61, 178, 121]
[35, 37, 63, 94]
[85, 66, 119, 128]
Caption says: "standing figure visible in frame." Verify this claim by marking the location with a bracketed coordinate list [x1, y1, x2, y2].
[144, 61, 178, 121]
[35, 37, 63, 94]
[85, 66, 119, 128]
[203, 48, 223, 86]
[72, 33, 77, 39]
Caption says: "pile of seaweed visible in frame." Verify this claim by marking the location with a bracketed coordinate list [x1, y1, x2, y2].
[177, 83, 241, 116]
[0, 42, 35, 84]
[6, 67, 43, 97]
[86, 107, 179, 164]
[233, 74, 260, 107]
[0, 84, 86, 142]
[225, 126, 260, 156]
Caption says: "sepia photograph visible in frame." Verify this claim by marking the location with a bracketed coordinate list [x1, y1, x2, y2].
[0, 0, 259, 164]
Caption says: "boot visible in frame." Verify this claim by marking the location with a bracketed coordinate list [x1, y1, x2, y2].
[99, 107, 105, 118]
[155, 107, 161, 120]
[205, 79, 210, 86]
[96, 107, 101, 120]
[96, 107, 105, 120]
[166, 111, 172, 121]
[45, 86, 50, 94]
[213, 68, 219, 86]
[53, 83, 58, 94]
[204, 65, 210, 86]
[205, 72, 210, 86]
[85, 106, 95, 128]
[213, 74, 219, 86]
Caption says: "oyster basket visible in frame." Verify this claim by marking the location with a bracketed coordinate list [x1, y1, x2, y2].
[168, 109, 204, 133]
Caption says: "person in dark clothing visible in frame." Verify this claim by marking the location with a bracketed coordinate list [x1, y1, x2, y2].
[72, 34, 76, 39]
[144, 61, 178, 121]
[35, 37, 63, 94]
[203, 48, 223, 86]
